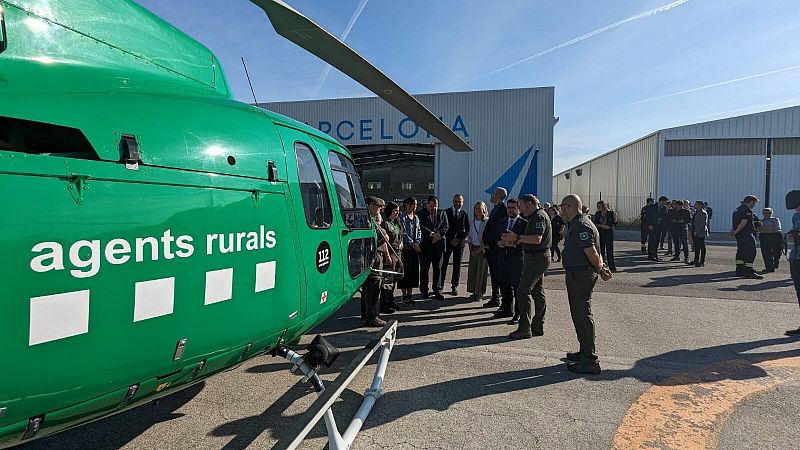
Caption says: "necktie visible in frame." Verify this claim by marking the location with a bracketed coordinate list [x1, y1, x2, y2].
[508, 219, 515, 231]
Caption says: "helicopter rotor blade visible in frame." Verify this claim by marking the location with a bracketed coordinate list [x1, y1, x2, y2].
[250, 0, 473, 152]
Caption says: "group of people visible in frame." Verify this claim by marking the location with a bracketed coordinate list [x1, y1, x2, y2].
[360, 187, 800, 371]
[640, 197, 713, 268]
[639, 195, 791, 279]
[362, 189, 613, 374]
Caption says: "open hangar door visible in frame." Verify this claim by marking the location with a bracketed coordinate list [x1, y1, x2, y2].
[348, 144, 435, 204]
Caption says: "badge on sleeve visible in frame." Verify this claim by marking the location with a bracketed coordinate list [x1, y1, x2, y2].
[579, 231, 590, 241]
[536, 222, 544, 230]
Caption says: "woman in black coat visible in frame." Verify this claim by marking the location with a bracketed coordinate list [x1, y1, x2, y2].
[593, 201, 618, 271]
[548, 206, 564, 262]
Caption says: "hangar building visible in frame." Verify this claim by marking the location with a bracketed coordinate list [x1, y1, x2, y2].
[261, 87, 555, 208]
[553, 105, 800, 232]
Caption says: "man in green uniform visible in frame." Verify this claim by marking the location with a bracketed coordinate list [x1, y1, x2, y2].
[501, 194, 551, 339]
[559, 194, 612, 374]
[730, 195, 763, 279]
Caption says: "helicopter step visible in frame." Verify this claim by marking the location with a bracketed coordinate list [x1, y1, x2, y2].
[272, 320, 398, 450]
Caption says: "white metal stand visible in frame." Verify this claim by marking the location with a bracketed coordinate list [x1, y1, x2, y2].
[273, 320, 398, 450]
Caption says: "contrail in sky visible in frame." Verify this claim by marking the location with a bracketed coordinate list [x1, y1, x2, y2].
[312, 0, 369, 97]
[471, 0, 690, 82]
[626, 63, 800, 105]
[682, 97, 800, 123]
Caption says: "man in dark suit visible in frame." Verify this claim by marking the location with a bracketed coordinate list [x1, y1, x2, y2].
[482, 187, 507, 308]
[494, 198, 528, 323]
[442, 194, 469, 296]
[645, 196, 665, 261]
[419, 195, 449, 300]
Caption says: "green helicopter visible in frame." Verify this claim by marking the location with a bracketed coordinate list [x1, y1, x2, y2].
[0, 0, 472, 447]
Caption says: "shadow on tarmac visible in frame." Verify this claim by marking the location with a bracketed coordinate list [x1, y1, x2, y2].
[18, 382, 206, 450]
[22, 297, 800, 449]
[218, 298, 800, 448]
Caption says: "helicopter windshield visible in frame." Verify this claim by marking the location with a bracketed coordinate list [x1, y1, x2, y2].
[329, 150, 369, 229]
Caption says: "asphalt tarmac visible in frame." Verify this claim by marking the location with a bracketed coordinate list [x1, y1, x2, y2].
[21, 239, 800, 449]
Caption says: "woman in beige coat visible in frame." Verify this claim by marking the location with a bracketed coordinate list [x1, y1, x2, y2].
[466, 201, 489, 300]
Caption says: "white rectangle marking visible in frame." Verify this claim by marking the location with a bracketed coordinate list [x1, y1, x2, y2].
[205, 268, 233, 305]
[134, 277, 175, 322]
[30, 290, 90, 346]
[255, 261, 276, 293]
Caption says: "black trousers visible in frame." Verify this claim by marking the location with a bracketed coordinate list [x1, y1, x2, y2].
[640, 225, 648, 251]
[791, 260, 800, 304]
[360, 274, 382, 321]
[759, 233, 783, 271]
[659, 226, 668, 246]
[498, 255, 523, 314]
[485, 246, 500, 299]
[441, 243, 465, 289]
[647, 226, 661, 258]
[550, 239, 562, 260]
[735, 233, 757, 269]
[420, 248, 444, 294]
[599, 229, 616, 269]
[692, 236, 706, 264]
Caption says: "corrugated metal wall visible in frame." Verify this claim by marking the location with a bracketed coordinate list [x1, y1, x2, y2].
[261, 88, 555, 212]
[552, 133, 658, 224]
[660, 106, 800, 139]
[616, 134, 659, 222]
[588, 151, 618, 211]
[659, 106, 800, 232]
[659, 140, 767, 232]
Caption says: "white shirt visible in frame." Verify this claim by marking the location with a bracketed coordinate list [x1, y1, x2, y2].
[507, 215, 519, 231]
[469, 219, 486, 245]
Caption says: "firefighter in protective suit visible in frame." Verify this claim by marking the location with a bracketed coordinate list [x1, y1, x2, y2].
[730, 195, 763, 279]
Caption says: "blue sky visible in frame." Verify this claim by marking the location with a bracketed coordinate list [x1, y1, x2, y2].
[135, 0, 800, 174]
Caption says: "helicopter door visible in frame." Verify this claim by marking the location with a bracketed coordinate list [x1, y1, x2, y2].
[278, 128, 343, 321]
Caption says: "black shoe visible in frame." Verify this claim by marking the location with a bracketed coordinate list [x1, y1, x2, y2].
[566, 351, 581, 362]
[670, 257, 680, 261]
[433, 293, 445, 300]
[493, 309, 513, 318]
[684, 259, 691, 265]
[507, 316, 520, 325]
[389, 301, 402, 311]
[380, 307, 396, 314]
[531, 328, 544, 337]
[785, 328, 800, 336]
[745, 271, 764, 280]
[482, 299, 501, 308]
[609, 267, 617, 272]
[449, 287, 458, 296]
[421, 292, 430, 299]
[567, 360, 601, 375]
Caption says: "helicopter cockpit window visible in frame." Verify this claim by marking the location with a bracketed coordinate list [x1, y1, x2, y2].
[328, 150, 369, 229]
[295, 143, 333, 229]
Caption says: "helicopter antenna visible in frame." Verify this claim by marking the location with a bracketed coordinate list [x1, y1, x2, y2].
[241, 57, 259, 105]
